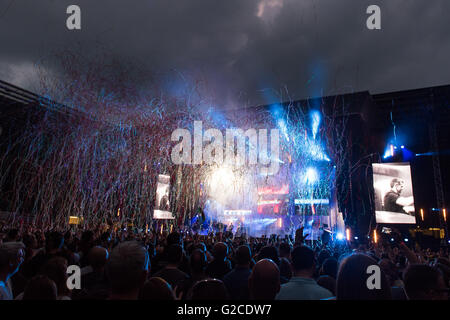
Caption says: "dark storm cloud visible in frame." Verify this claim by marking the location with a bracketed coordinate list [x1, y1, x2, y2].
[0, 0, 449, 109]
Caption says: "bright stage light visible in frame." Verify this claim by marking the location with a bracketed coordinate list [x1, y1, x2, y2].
[404, 238, 409, 242]
[308, 142, 330, 161]
[277, 119, 289, 141]
[208, 166, 235, 196]
[346, 228, 350, 241]
[336, 233, 344, 240]
[223, 210, 252, 216]
[354, 236, 359, 240]
[294, 199, 329, 205]
[206, 166, 244, 205]
[383, 143, 396, 159]
[211, 166, 234, 183]
[311, 110, 321, 139]
[304, 167, 318, 185]
[257, 200, 281, 206]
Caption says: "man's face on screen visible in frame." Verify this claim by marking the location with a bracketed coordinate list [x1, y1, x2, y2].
[394, 181, 404, 194]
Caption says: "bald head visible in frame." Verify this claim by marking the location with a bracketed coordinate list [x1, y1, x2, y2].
[249, 259, 280, 300]
[88, 246, 109, 270]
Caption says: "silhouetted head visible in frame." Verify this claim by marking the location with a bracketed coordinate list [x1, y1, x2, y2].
[336, 253, 391, 300]
[278, 242, 292, 258]
[167, 244, 183, 265]
[321, 258, 338, 279]
[88, 246, 109, 270]
[318, 249, 331, 266]
[190, 249, 207, 274]
[45, 231, 64, 252]
[235, 245, 251, 266]
[81, 230, 94, 246]
[167, 232, 182, 246]
[22, 233, 38, 250]
[279, 257, 292, 280]
[140, 277, 174, 300]
[23, 275, 57, 300]
[189, 279, 229, 300]
[248, 259, 280, 300]
[291, 245, 315, 276]
[403, 264, 448, 300]
[213, 242, 228, 261]
[258, 246, 279, 265]
[106, 241, 149, 297]
[40, 256, 69, 297]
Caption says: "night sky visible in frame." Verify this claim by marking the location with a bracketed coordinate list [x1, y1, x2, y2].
[1, 0, 450, 109]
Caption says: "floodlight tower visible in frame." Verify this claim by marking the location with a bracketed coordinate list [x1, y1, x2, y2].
[428, 91, 445, 210]
[427, 90, 447, 244]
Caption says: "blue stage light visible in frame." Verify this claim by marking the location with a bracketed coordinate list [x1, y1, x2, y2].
[311, 110, 321, 139]
[336, 233, 344, 240]
[304, 167, 318, 184]
[308, 142, 330, 161]
[402, 148, 414, 161]
[354, 236, 359, 240]
[277, 119, 289, 141]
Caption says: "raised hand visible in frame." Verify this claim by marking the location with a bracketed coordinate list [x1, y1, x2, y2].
[295, 227, 308, 245]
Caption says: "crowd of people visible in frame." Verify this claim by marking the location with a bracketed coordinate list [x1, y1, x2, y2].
[0, 222, 449, 300]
